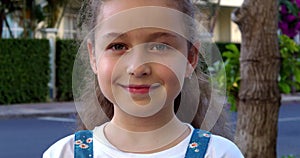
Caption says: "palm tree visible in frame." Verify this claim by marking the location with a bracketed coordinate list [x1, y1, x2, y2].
[43, 0, 70, 28]
[194, 0, 221, 33]
[0, 0, 21, 38]
[0, 0, 70, 38]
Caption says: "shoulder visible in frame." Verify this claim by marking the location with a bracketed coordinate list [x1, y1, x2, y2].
[206, 134, 244, 158]
[43, 134, 74, 158]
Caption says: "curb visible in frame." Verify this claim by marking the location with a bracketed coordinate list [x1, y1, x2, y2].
[281, 93, 300, 103]
[0, 102, 76, 119]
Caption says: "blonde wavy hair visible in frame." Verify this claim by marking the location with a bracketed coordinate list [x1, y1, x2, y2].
[74, 0, 233, 140]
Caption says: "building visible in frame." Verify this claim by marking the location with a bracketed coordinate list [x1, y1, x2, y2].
[214, 0, 243, 43]
[2, 0, 243, 43]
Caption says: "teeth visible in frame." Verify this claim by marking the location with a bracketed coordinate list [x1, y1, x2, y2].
[151, 83, 160, 87]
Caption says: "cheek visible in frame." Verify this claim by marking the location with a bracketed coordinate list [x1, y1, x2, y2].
[97, 59, 114, 79]
[96, 57, 115, 99]
[158, 66, 182, 99]
[168, 73, 182, 96]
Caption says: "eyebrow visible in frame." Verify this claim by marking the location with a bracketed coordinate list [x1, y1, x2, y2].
[101, 32, 128, 40]
[148, 32, 179, 41]
[101, 31, 179, 41]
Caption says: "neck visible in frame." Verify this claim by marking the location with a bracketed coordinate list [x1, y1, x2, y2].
[104, 104, 190, 153]
[111, 104, 176, 132]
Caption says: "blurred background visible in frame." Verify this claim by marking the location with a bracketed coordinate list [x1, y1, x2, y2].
[0, 0, 299, 157]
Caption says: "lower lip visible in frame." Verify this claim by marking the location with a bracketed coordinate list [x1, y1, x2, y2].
[122, 84, 160, 94]
[126, 87, 151, 94]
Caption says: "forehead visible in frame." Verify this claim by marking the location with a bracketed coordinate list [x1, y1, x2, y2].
[100, 28, 184, 43]
[95, 0, 188, 40]
[101, 0, 178, 21]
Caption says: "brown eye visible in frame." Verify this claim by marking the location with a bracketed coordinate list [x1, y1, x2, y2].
[108, 43, 128, 51]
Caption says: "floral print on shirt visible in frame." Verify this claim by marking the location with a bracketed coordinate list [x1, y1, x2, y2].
[74, 130, 93, 158]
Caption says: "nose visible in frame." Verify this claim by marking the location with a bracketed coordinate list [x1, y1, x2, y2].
[127, 64, 151, 77]
[126, 47, 151, 78]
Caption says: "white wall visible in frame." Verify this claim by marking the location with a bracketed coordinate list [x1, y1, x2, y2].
[220, 0, 243, 7]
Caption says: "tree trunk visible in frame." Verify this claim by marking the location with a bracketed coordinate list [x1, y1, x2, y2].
[231, 0, 281, 157]
[0, 11, 4, 38]
[4, 16, 14, 38]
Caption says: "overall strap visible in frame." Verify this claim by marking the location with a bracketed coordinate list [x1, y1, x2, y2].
[74, 130, 93, 158]
[185, 129, 211, 158]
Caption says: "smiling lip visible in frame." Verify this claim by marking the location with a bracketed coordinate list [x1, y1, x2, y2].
[121, 84, 159, 94]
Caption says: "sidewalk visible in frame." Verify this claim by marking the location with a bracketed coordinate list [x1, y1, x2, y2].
[0, 102, 76, 119]
[281, 93, 300, 102]
[0, 94, 299, 119]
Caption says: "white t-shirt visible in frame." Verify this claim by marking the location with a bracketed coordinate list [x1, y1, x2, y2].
[43, 124, 244, 158]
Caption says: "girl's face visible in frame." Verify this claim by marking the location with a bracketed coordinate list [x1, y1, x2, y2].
[88, 0, 198, 117]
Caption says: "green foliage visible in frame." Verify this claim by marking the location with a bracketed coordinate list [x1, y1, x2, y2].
[216, 42, 241, 54]
[217, 36, 300, 110]
[207, 43, 241, 111]
[281, 154, 299, 158]
[0, 39, 50, 104]
[55, 39, 78, 101]
[279, 35, 300, 93]
[221, 44, 241, 111]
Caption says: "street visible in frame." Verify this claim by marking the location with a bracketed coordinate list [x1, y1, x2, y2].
[0, 115, 76, 158]
[277, 101, 300, 157]
[0, 102, 299, 158]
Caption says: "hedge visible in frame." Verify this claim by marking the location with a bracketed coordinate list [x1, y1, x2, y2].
[0, 39, 50, 104]
[55, 40, 78, 101]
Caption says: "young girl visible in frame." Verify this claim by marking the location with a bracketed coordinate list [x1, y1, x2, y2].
[44, 0, 244, 157]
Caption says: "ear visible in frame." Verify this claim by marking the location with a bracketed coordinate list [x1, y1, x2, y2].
[185, 42, 199, 78]
[87, 40, 97, 74]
